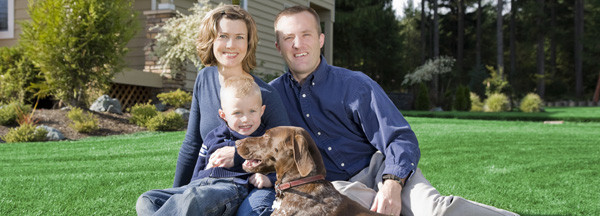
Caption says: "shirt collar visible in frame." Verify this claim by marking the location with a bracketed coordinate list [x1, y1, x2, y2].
[285, 55, 329, 87]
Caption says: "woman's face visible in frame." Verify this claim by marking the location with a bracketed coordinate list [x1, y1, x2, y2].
[213, 18, 248, 72]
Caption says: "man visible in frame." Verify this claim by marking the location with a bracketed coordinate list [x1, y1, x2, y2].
[268, 5, 518, 216]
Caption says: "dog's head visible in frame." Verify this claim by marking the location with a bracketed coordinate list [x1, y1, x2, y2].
[236, 126, 326, 180]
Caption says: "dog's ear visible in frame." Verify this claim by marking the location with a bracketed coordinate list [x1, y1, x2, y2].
[293, 133, 315, 177]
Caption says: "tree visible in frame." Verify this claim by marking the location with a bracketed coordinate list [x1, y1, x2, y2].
[536, 0, 545, 98]
[334, 0, 403, 91]
[432, 0, 440, 105]
[509, 0, 517, 84]
[497, 0, 504, 73]
[20, 0, 139, 107]
[457, 0, 465, 83]
[476, 0, 482, 66]
[574, 0, 584, 97]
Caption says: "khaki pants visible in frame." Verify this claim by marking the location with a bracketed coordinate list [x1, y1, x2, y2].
[331, 152, 519, 216]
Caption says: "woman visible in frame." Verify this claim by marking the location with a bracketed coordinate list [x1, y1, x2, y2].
[173, 4, 288, 215]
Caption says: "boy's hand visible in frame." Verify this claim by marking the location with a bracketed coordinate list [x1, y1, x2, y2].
[248, 173, 273, 188]
[207, 146, 235, 169]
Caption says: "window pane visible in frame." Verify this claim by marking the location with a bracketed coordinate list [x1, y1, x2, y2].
[0, 0, 7, 31]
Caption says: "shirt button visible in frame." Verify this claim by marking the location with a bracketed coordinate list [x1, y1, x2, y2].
[306, 113, 310, 118]
[317, 132, 321, 136]
[328, 147, 332, 151]
[411, 163, 415, 166]
[302, 93, 306, 98]
[341, 163, 345, 167]
[312, 82, 315, 86]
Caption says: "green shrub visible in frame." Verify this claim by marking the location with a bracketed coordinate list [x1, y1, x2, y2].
[20, 0, 139, 106]
[415, 83, 430, 111]
[454, 85, 471, 111]
[0, 46, 41, 104]
[0, 102, 32, 126]
[145, 112, 185, 131]
[520, 93, 544, 113]
[484, 93, 510, 112]
[463, 86, 472, 111]
[470, 93, 484, 112]
[1, 123, 47, 143]
[67, 107, 99, 133]
[128, 102, 158, 127]
[157, 89, 192, 108]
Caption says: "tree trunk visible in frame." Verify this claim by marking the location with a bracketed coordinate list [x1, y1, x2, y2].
[497, 0, 504, 75]
[575, 0, 584, 97]
[476, 0, 482, 66]
[537, 0, 545, 98]
[550, 0, 556, 79]
[510, 0, 516, 84]
[421, 0, 427, 64]
[432, 0, 440, 106]
[457, 0, 465, 83]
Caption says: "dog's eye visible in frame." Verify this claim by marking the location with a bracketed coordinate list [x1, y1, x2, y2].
[274, 148, 278, 153]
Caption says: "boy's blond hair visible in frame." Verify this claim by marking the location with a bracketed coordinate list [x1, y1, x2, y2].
[220, 76, 262, 103]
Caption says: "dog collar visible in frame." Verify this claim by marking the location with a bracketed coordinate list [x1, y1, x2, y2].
[275, 175, 325, 197]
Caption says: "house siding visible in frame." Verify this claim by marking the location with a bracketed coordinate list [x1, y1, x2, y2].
[1, 0, 335, 91]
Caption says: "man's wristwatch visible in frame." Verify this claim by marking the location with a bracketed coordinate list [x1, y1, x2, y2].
[382, 174, 405, 187]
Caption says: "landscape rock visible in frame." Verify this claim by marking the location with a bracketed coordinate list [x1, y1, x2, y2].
[154, 102, 167, 112]
[175, 108, 190, 122]
[37, 125, 66, 141]
[90, 95, 122, 114]
[429, 107, 444, 112]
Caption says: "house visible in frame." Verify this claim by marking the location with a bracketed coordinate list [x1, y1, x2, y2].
[0, 0, 335, 109]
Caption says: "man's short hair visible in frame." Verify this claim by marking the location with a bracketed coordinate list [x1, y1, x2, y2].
[197, 5, 258, 73]
[274, 5, 321, 43]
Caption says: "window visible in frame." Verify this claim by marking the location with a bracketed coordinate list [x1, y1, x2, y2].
[0, 0, 14, 39]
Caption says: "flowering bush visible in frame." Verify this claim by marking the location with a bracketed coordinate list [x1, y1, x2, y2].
[520, 93, 544, 113]
[402, 56, 455, 86]
[152, 0, 215, 75]
[484, 93, 510, 112]
[470, 92, 484, 112]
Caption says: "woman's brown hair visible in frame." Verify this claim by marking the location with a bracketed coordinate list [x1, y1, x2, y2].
[197, 5, 258, 72]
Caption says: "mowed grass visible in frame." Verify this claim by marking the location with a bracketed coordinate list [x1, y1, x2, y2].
[1, 117, 599, 215]
[0, 132, 185, 215]
[402, 106, 600, 122]
[410, 117, 600, 216]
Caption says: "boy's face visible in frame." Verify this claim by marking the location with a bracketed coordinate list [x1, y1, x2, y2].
[219, 91, 265, 136]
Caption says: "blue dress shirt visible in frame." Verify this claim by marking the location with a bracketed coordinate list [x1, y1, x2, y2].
[269, 56, 420, 181]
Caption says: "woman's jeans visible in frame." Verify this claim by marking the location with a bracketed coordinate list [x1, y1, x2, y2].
[136, 177, 248, 216]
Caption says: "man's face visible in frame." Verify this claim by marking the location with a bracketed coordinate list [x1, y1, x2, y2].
[275, 11, 325, 78]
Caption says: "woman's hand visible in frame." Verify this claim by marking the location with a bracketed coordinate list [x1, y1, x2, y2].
[248, 173, 273, 188]
[206, 146, 235, 169]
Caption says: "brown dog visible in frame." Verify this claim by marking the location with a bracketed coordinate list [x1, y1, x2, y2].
[236, 126, 384, 216]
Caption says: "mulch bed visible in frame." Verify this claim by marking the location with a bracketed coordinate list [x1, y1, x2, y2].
[0, 109, 147, 142]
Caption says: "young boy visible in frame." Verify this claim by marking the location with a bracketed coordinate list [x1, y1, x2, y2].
[136, 76, 275, 216]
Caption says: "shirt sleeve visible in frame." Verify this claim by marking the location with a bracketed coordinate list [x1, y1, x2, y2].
[173, 75, 203, 187]
[353, 80, 420, 180]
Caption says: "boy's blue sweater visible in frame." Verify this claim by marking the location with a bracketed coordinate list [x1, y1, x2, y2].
[190, 122, 275, 185]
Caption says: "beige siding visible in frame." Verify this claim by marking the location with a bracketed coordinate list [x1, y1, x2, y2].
[1, 0, 335, 91]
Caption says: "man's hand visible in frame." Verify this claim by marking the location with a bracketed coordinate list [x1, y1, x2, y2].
[248, 173, 273, 188]
[206, 146, 235, 169]
[370, 179, 403, 216]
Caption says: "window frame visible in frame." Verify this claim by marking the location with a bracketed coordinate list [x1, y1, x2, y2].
[0, 0, 14, 39]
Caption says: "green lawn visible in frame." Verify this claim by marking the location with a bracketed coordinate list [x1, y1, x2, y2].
[402, 106, 600, 122]
[1, 117, 599, 215]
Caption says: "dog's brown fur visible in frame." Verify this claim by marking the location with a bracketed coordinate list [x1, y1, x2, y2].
[236, 126, 384, 216]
